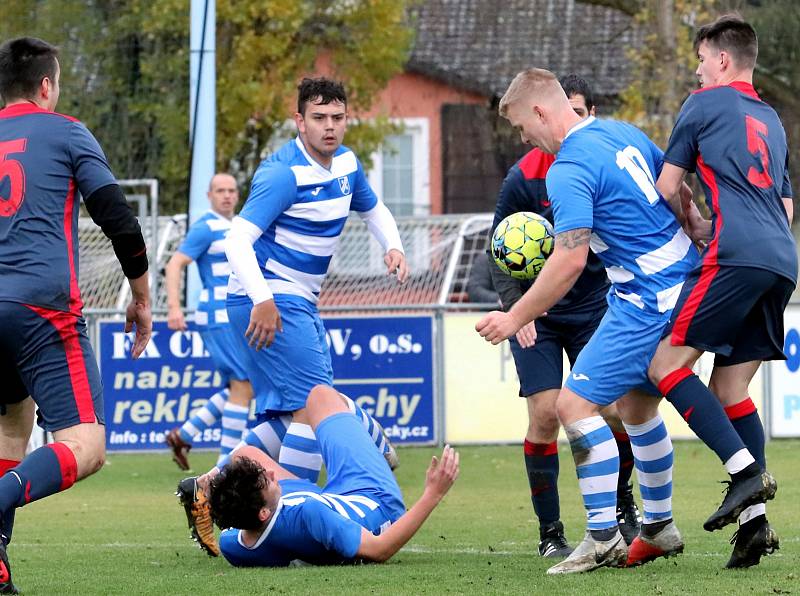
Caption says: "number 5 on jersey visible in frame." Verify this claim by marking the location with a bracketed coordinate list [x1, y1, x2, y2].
[0, 138, 27, 217]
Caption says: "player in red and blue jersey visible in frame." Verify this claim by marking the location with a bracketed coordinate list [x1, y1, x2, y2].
[489, 75, 641, 558]
[649, 15, 795, 568]
[0, 37, 151, 592]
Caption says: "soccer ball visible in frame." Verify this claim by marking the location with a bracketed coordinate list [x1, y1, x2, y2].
[491, 211, 555, 280]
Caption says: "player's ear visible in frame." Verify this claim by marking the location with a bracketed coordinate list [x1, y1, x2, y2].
[258, 506, 273, 523]
[293, 111, 305, 133]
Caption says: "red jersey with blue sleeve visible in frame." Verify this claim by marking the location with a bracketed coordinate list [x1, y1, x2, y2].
[0, 104, 116, 314]
[664, 82, 797, 283]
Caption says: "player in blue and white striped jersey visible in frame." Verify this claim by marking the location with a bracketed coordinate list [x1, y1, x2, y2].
[224, 78, 408, 484]
[164, 174, 256, 469]
[209, 385, 458, 567]
[477, 68, 700, 574]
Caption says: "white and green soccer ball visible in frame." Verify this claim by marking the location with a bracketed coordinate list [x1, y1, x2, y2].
[491, 211, 555, 280]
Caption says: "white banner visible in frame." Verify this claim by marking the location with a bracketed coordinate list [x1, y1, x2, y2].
[769, 304, 800, 437]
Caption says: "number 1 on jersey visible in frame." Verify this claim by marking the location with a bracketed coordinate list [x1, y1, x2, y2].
[616, 145, 659, 204]
[0, 138, 28, 217]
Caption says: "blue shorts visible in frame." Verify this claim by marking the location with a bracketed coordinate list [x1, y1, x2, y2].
[227, 295, 333, 414]
[509, 303, 606, 397]
[200, 325, 248, 385]
[318, 413, 405, 523]
[0, 302, 104, 431]
[665, 265, 794, 366]
[564, 296, 665, 405]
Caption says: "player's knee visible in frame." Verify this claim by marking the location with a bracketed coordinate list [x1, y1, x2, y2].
[529, 412, 559, 438]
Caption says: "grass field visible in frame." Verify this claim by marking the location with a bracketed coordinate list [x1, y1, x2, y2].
[9, 440, 800, 595]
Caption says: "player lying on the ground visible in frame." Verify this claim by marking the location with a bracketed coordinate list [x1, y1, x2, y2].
[205, 385, 458, 566]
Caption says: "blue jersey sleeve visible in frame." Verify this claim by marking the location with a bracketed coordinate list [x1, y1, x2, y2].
[218, 529, 291, 567]
[239, 162, 297, 230]
[664, 94, 703, 173]
[177, 220, 213, 261]
[547, 160, 595, 234]
[301, 500, 363, 560]
[782, 153, 793, 198]
[350, 159, 378, 212]
[68, 122, 116, 198]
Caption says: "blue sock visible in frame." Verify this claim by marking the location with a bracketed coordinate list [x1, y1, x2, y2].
[219, 402, 249, 463]
[0, 444, 77, 517]
[659, 368, 753, 474]
[725, 398, 766, 468]
[179, 389, 229, 443]
[523, 440, 560, 525]
[278, 423, 322, 483]
[565, 416, 619, 534]
[0, 460, 19, 544]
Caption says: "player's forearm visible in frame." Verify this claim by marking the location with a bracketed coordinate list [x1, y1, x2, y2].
[487, 253, 523, 310]
[128, 272, 151, 305]
[508, 248, 584, 326]
[164, 257, 184, 309]
[356, 491, 442, 562]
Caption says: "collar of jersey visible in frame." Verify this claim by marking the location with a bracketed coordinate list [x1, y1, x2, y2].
[294, 136, 334, 175]
[0, 103, 49, 119]
[563, 115, 596, 141]
[208, 208, 232, 221]
[238, 499, 284, 550]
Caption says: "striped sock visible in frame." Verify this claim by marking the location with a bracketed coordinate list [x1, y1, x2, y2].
[215, 415, 292, 471]
[179, 388, 229, 443]
[565, 416, 619, 532]
[278, 423, 322, 483]
[218, 402, 250, 464]
[339, 394, 390, 456]
[624, 415, 673, 524]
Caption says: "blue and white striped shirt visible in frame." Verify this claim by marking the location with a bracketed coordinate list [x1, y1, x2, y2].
[177, 210, 232, 327]
[228, 137, 378, 303]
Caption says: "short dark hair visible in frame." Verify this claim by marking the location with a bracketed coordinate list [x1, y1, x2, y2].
[208, 458, 269, 531]
[0, 37, 59, 103]
[694, 15, 758, 70]
[559, 74, 594, 111]
[297, 77, 347, 115]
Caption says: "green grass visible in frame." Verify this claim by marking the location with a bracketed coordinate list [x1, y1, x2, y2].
[10, 441, 800, 595]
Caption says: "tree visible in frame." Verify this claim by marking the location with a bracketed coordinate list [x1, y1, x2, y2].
[2, 0, 414, 212]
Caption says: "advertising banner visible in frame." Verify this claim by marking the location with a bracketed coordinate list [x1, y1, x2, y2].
[325, 315, 436, 445]
[442, 313, 763, 443]
[769, 305, 800, 437]
[99, 315, 435, 451]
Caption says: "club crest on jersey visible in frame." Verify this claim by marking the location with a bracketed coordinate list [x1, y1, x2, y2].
[338, 176, 351, 195]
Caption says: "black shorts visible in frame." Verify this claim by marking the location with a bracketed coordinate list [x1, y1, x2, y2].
[508, 302, 606, 397]
[665, 265, 794, 366]
[0, 301, 104, 431]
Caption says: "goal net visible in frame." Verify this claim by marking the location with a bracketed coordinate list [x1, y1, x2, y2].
[79, 207, 496, 310]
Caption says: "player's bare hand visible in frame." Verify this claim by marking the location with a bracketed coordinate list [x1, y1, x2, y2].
[197, 467, 220, 494]
[515, 320, 538, 349]
[684, 200, 711, 249]
[384, 249, 409, 284]
[424, 445, 460, 501]
[167, 306, 187, 331]
[125, 298, 152, 359]
[475, 310, 521, 345]
[246, 300, 282, 350]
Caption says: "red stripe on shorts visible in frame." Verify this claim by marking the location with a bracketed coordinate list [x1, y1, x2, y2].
[24, 305, 96, 424]
[671, 154, 722, 346]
